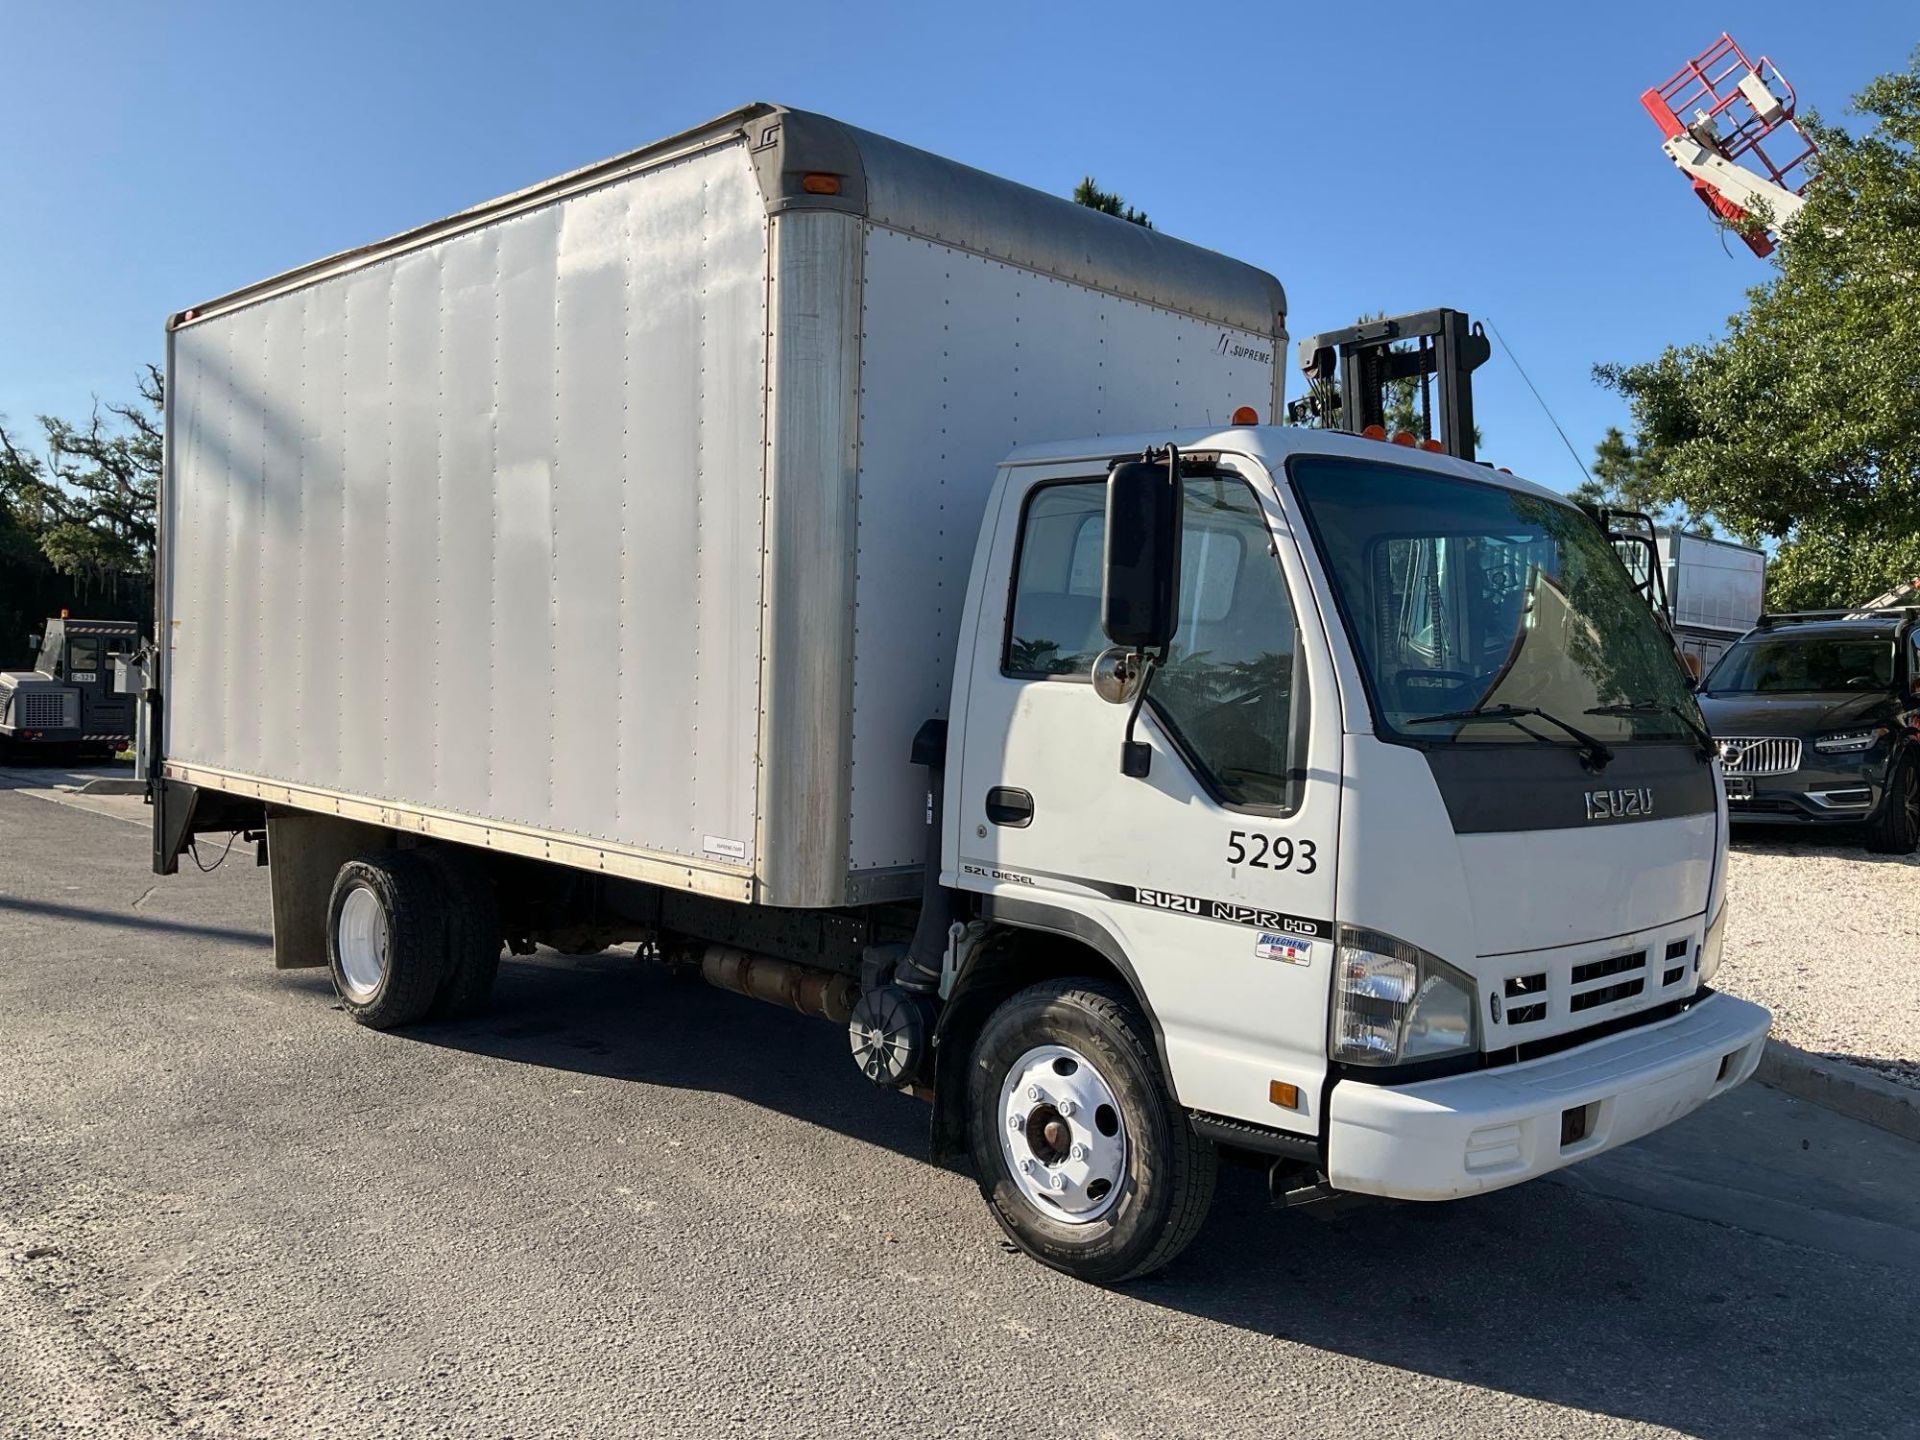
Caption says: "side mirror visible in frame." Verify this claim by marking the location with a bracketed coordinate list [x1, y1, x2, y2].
[1103, 453, 1182, 650]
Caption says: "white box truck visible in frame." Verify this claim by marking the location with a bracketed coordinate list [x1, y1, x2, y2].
[155, 103, 1769, 1282]
[1658, 528, 1767, 675]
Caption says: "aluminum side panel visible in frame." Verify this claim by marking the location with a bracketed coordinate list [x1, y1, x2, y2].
[384, 248, 443, 798]
[165, 140, 767, 869]
[755, 211, 862, 907]
[847, 227, 1280, 874]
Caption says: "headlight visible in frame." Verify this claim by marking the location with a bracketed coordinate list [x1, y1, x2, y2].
[1813, 727, 1886, 753]
[1698, 899, 1728, 988]
[1330, 926, 1478, 1066]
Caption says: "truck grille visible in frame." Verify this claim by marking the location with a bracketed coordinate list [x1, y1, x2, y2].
[1716, 736, 1800, 776]
[1488, 922, 1698, 1045]
[15, 690, 78, 729]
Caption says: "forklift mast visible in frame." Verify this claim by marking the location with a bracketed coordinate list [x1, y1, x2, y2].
[1289, 308, 1491, 463]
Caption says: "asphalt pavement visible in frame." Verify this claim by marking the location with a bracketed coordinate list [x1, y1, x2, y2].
[2, 775, 1918, 1439]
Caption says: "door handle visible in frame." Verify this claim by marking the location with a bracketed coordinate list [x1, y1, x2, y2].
[985, 786, 1034, 828]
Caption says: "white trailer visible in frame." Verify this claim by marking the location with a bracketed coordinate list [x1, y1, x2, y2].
[1659, 529, 1766, 674]
[157, 103, 1768, 1283]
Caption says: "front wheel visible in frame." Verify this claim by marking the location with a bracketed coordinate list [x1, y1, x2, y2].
[967, 979, 1216, 1284]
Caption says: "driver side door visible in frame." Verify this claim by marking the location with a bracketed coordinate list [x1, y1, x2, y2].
[952, 457, 1343, 1132]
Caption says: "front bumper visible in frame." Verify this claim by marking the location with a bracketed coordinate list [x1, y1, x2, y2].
[1326, 993, 1771, 1200]
[1726, 751, 1893, 824]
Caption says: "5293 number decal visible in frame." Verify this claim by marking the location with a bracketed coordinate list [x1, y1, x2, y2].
[1226, 830, 1317, 874]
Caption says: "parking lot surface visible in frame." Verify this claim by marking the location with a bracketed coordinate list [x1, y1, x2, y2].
[1721, 829, 1920, 1089]
[4, 781, 1920, 1439]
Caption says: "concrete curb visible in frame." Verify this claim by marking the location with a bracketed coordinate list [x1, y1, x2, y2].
[76, 778, 145, 796]
[1757, 1038, 1920, 1145]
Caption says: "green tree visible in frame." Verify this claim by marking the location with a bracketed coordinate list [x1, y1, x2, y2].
[0, 366, 160, 601]
[0, 369, 159, 665]
[1571, 426, 1712, 532]
[1072, 177, 1152, 229]
[1596, 50, 1920, 609]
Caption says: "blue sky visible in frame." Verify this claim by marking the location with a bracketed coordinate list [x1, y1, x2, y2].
[2, 1, 1912, 490]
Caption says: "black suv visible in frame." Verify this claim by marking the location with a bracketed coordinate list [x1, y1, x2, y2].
[1695, 608, 1920, 853]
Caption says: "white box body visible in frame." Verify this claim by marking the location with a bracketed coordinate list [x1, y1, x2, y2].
[161, 104, 1286, 907]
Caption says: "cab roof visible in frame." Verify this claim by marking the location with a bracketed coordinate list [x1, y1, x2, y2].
[1000, 424, 1569, 504]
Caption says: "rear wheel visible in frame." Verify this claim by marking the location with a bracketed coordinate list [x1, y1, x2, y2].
[1866, 755, 1919, 854]
[326, 852, 450, 1029]
[420, 847, 503, 1018]
[967, 979, 1216, 1284]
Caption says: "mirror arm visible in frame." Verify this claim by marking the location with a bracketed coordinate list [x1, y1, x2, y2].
[1119, 650, 1162, 777]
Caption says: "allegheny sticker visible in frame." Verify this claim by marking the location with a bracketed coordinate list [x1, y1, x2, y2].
[1255, 932, 1314, 966]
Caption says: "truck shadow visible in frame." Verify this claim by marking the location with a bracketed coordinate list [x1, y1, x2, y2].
[398, 950, 933, 1158]
[396, 950, 1916, 1439]
[1148, 1165, 1915, 1438]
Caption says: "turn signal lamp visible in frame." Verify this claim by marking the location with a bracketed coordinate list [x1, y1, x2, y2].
[801, 172, 842, 195]
[1231, 406, 1259, 426]
[1269, 1080, 1300, 1109]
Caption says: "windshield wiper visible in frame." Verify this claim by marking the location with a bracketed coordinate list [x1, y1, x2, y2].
[1586, 701, 1713, 761]
[1408, 703, 1614, 771]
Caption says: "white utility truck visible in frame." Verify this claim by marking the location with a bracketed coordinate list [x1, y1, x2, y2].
[155, 103, 1770, 1282]
[1659, 528, 1767, 675]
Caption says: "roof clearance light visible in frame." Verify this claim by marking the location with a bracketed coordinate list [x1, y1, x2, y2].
[1231, 406, 1259, 426]
[800, 173, 841, 195]
[1360, 424, 1387, 441]
[1390, 431, 1417, 447]
[1420, 438, 1444, 453]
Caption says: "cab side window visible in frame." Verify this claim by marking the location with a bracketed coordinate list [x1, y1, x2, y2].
[1005, 484, 1107, 679]
[1004, 475, 1306, 812]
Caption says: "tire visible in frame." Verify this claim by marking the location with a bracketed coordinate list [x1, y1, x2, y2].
[325, 851, 451, 1029]
[1866, 755, 1919, 854]
[420, 847, 503, 1018]
[966, 979, 1216, 1284]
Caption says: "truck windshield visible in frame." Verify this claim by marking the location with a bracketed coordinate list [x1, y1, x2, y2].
[1703, 634, 1895, 693]
[1290, 456, 1698, 746]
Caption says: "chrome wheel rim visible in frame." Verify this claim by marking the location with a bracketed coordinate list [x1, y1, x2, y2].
[336, 885, 388, 1001]
[997, 1044, 1127, 1225]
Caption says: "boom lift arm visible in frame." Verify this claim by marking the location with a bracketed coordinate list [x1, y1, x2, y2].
[1643, 34, 1818, 258]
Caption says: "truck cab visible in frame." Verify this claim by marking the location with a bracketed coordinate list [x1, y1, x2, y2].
[936, 424, 1768, 1270]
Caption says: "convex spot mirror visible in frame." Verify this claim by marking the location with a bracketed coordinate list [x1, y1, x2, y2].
[1091, 646, 1145, 705]
[1103, 453, 1182, 650]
